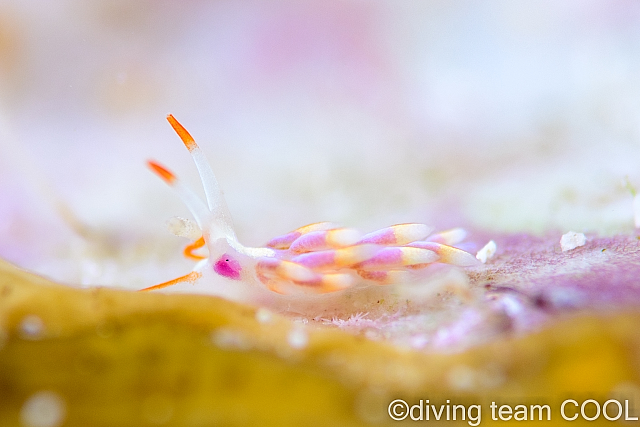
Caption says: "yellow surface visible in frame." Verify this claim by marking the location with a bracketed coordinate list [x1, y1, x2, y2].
[0, 259, 639, 426]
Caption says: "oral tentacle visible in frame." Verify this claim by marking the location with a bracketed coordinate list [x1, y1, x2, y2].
[139, 271, 202, 292]
[183, 236, 207, 261]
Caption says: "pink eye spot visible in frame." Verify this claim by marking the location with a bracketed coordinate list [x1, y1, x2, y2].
[213, 254, 242, 280]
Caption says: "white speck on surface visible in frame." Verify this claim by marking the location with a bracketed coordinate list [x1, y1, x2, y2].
[476, 240, 497, 263]
[633, 194, 640, 228]
[20, 391, 66, 427]
[287, 327, 308, 349]
[255, 307, 273, 324]
[560, 231, 586, 251]
[19, 315, 44, 340]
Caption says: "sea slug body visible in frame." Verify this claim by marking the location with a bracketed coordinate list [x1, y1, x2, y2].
[141, 115, 480, 295]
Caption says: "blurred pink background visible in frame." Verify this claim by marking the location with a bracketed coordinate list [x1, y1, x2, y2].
[1, 0, 639, 287]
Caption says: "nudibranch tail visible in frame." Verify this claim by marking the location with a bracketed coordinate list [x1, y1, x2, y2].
[166, 114, 235, 241]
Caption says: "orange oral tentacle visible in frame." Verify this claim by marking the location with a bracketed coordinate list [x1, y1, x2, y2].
[139, 271, 202, 292]
[183, 236, 207, 260]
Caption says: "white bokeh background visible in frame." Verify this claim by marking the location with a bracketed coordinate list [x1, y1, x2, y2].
[1, 0, 639, 287]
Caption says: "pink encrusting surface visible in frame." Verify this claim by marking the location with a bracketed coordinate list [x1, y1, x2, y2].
[213, 254, 242, 280]
[474, 232, 640, 309]
[313, 231, 640, 352]
[449, 231, 640, 348]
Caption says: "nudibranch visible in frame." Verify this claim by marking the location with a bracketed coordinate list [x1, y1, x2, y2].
[141, 115, 479, 295]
